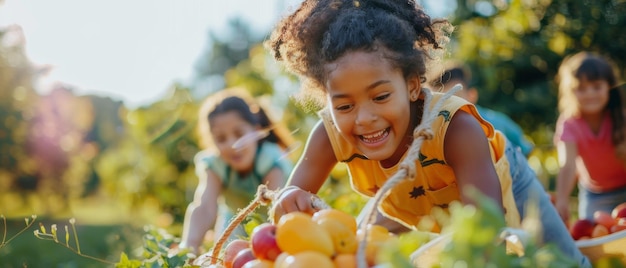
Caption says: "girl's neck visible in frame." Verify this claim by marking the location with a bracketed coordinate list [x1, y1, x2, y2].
[580, 111, 606, 134]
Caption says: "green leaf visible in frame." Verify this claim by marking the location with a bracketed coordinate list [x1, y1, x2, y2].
[115, 252, 142, 268]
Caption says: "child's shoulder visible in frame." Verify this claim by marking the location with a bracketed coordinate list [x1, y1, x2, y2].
[194, 149, 220, 166]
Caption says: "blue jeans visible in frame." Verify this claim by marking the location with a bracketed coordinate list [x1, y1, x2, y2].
[578, 185, 626, 220]
[506, 142, 591, 268]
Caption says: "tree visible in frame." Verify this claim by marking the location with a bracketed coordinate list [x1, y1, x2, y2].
[0, 25, 41, 213]
[443, 0, 626, 145]
[192, 17, 267, 97]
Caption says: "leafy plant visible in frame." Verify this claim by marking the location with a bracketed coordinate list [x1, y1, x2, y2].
[34, 218, 118, 265]
[377, 188, 580, 268]
[123, 225, 196, 268]
[0, 214, 36, 250]
[33, 218, 200, 268]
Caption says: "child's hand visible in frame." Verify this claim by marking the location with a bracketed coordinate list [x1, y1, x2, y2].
[270, 186, 320, 223]
[554, 198, 570, 225]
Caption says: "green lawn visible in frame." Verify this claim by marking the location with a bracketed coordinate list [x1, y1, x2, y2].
[1, 218, 143, 268]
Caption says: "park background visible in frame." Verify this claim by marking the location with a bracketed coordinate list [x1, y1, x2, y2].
[1, 0, 625, 267]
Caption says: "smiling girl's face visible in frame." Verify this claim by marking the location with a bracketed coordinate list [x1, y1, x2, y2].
[324, 50, 421, 167]
[209, 111, 259, 174]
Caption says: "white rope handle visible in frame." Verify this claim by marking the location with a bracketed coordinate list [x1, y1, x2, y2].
[356, 85, 462, 268]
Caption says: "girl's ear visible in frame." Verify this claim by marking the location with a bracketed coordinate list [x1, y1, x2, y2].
[409, 75, 422, 102]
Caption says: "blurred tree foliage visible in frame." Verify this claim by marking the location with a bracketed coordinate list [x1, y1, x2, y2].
[445, 0, 626, 146]
[438, 0, 626, 188]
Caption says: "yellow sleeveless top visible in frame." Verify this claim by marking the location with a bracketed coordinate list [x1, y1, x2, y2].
[319, 92, 521, 230]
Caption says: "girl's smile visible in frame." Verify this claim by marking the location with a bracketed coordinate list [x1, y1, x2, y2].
[324, 50, 421, 167]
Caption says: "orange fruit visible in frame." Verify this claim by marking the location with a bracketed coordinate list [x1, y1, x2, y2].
[593, 211, 616, 229]
[333, 253, 357, 268]
[356, 224, 393, 242]
[356, 224, 394, 266]
[317, 218, 358, 254]
[276, 212, 334, 256]
[242, 259, 273, 268]
[274, 252, 290, 267]
[591, 224, 609, 238]
[610, 223, 626, 233]
[312, 208, 358, 233]
[278, 251, 334, 268]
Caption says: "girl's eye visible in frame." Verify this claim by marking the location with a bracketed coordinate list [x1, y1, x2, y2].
[373, 93, 390, 102]
[335, 104, 353, 111]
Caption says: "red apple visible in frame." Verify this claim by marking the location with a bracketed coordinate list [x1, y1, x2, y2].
[231, 248, 256, 268]
[569, 219, 595, 240]
[223, 239, 250, 268]
[612, 202, 626, 219]
[250, 223, 282, 261]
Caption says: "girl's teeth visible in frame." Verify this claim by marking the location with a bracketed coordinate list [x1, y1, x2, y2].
[361, 129, 388, 143]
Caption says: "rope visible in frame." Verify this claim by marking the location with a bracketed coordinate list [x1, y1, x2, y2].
[206, 184, 276, 265]
[205, 184, 330, 266]
[356, 85, 462, 268]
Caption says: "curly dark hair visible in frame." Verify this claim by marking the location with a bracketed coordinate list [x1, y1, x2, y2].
[266, 0, 451, 105]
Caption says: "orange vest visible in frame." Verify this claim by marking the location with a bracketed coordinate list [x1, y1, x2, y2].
[319, 93, 521, 230]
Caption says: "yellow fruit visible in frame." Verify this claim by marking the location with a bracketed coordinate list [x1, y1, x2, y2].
[317, 218, 358, 254]
[312, 208, 358, 233]
[278, 251, 334, 268]
[276, 212, 334, 256]
[333, 253, 357, 268]
[356, 224, 394, 266]
[356, 224, 393, 242]
[274, 252, 290, 267]
[241, 259, 273, 268]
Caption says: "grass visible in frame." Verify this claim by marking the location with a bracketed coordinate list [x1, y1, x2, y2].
[0, 218, 143, 268]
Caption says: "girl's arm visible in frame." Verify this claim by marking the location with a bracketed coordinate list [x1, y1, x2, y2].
[262, 167, 287, 190]
[179, 169, 221, 254]
[272, 120, 338, 218]
[444, 110, 504, 210]
[289, 121, 338, 191]
[555, 141, 578, 223]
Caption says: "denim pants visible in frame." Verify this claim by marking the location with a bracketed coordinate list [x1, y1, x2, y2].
[506, 142, 591, 267]
[578, 184, 626, 220]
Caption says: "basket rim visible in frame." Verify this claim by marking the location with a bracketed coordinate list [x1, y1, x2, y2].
[575, 229, 626, 248]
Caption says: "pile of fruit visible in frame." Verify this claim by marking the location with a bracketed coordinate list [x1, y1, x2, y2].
[194, 208, 396, 268]
[569, 202, 626, 240]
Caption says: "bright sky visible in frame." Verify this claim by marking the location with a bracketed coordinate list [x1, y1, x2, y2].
[0, 0, 450, 108]
[0, 0, 300, 108]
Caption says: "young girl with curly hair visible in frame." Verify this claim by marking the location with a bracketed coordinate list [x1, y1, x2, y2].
[266, 0, 590, 266]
